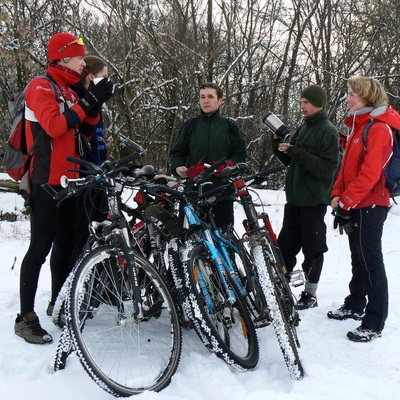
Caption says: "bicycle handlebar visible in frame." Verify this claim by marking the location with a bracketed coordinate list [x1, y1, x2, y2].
[115, 152, 142, 168]
[66, 155, 97, 169]
[140, 161, 284, 204]
[120, 135, 147, 156]
[198, 163, 286, 200]
[192, 157, 227, 185]
[50, 142, 148, 204]
[246, 164, 286, 183]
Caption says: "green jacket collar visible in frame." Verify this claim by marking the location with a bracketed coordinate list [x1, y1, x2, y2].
[304, 108, 327, 125]
[200, 108, 222, 122]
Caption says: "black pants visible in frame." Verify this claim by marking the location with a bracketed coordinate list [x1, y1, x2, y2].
[19, 183, 78, 316]
[344, 206, 388, 332]
[211, 200, 234, 230]
[72, 188, 108, 264]
[278, 203, 328, 284]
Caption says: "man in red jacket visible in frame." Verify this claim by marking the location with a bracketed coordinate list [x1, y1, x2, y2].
[328, 76, 400, 342]
[14, 32, 114, 344]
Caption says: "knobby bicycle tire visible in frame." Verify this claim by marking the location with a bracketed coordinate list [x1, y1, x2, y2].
[51, 278, 68, 329]
[183, 244, 259, 370]
[52, 240, 100, 329]
[167, 238, 197, 329]
[222, 231, 271, 328]
[67, 244, 182, 396]
[252, 244, 304, 380]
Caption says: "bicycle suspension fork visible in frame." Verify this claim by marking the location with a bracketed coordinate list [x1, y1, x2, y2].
[107, 188, 144, 321]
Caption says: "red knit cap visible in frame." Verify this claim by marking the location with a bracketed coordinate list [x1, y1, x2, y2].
[47, 32, 86, 62]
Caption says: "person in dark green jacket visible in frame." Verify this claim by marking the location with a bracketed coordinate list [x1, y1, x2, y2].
[169, 82, 247, 230]
[273, 85, 340, 310]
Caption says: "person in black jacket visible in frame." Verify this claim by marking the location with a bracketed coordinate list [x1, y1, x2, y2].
[273, 85, 340, 310]
[169, 82, 247, 229]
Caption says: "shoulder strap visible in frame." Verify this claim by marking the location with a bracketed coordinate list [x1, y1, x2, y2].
[362, 120, 376, 149]
[362, 119, 397, 149]
[25, 75, 60, 157]
[186, 116, 200, 133]
[181, 116, 200, 144]
[226, 117, 240, 139]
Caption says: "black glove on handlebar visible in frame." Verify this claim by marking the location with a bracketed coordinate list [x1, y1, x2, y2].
[78, 79, 114, 113]
[333, 206, 354, 235]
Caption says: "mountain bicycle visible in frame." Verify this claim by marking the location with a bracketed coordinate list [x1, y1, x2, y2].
[116, 160, 260, 370]
[46, 147, 182, 397]
[125, 159, 303, 376]
[122, 159, 302, 378]
[203, 162, 304, 379]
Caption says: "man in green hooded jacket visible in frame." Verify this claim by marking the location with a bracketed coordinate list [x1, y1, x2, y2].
[169, 82, 247, 229]
[273, 84, 340, 310]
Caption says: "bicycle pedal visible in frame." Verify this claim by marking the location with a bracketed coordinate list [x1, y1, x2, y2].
[289, 270, 305, 287]
[254, 319, 270, 329]
[253, 312, 271, 328]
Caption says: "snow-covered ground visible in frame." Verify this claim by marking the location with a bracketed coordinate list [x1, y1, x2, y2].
[0, 173, 399, 399]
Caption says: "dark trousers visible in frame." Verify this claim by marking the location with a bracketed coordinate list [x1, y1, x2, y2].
[72, 188, 108, 263]
[211, 200, 234, 230]
[344, 206, 388, 332]
[278, 203, 328, 284]
[19, 183, 78, 316]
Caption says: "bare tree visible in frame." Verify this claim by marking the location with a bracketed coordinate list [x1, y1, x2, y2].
[2, 0, 400, 176]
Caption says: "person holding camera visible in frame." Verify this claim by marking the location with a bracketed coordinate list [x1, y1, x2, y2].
[328, 76, 400, 342]
[272, 85, 340, 310]
[14, 32, 114, 344]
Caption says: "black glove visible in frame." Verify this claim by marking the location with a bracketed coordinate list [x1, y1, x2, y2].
[333, 207, 354, 235]
[78, 78, 114, 112]
[86, 105, 101, 118]
[286, 143, 310, 164]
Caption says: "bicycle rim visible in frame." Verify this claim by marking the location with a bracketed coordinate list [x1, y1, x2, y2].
[185, 244, 259, 370]
[224, 232, 271, 327]
[68, 245, 182, 396]
[252, 245, 304, 379]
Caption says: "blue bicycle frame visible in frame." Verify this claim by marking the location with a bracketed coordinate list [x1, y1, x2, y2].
[182, 204, 247, 309]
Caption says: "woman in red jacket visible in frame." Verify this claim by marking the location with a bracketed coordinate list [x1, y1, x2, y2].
[14, 32, 113, 344]
[328, 76, 400, 342]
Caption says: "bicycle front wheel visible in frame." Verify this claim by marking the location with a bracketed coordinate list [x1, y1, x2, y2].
[67, 245, 182, 396]
[184, 244, 259, 370]
[252, 244, 303, 380]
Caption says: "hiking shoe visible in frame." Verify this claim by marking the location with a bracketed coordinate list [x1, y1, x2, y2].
[46, 302, 54, 317]
[347, 326, 382, 342]
[14, 311, 53, 344]
[327, 305, 363, 321]
[296, 291, 318, 310]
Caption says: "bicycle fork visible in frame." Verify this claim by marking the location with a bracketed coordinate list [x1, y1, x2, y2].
[115, 228, 145, 321]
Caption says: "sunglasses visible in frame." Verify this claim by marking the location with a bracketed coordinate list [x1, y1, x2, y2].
[58, 37, 84, 53]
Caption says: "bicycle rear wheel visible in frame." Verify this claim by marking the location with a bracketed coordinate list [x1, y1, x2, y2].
[184, 244, 259, 370]
[252, 244, 303, 379]
[67, 245, 182, 396]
